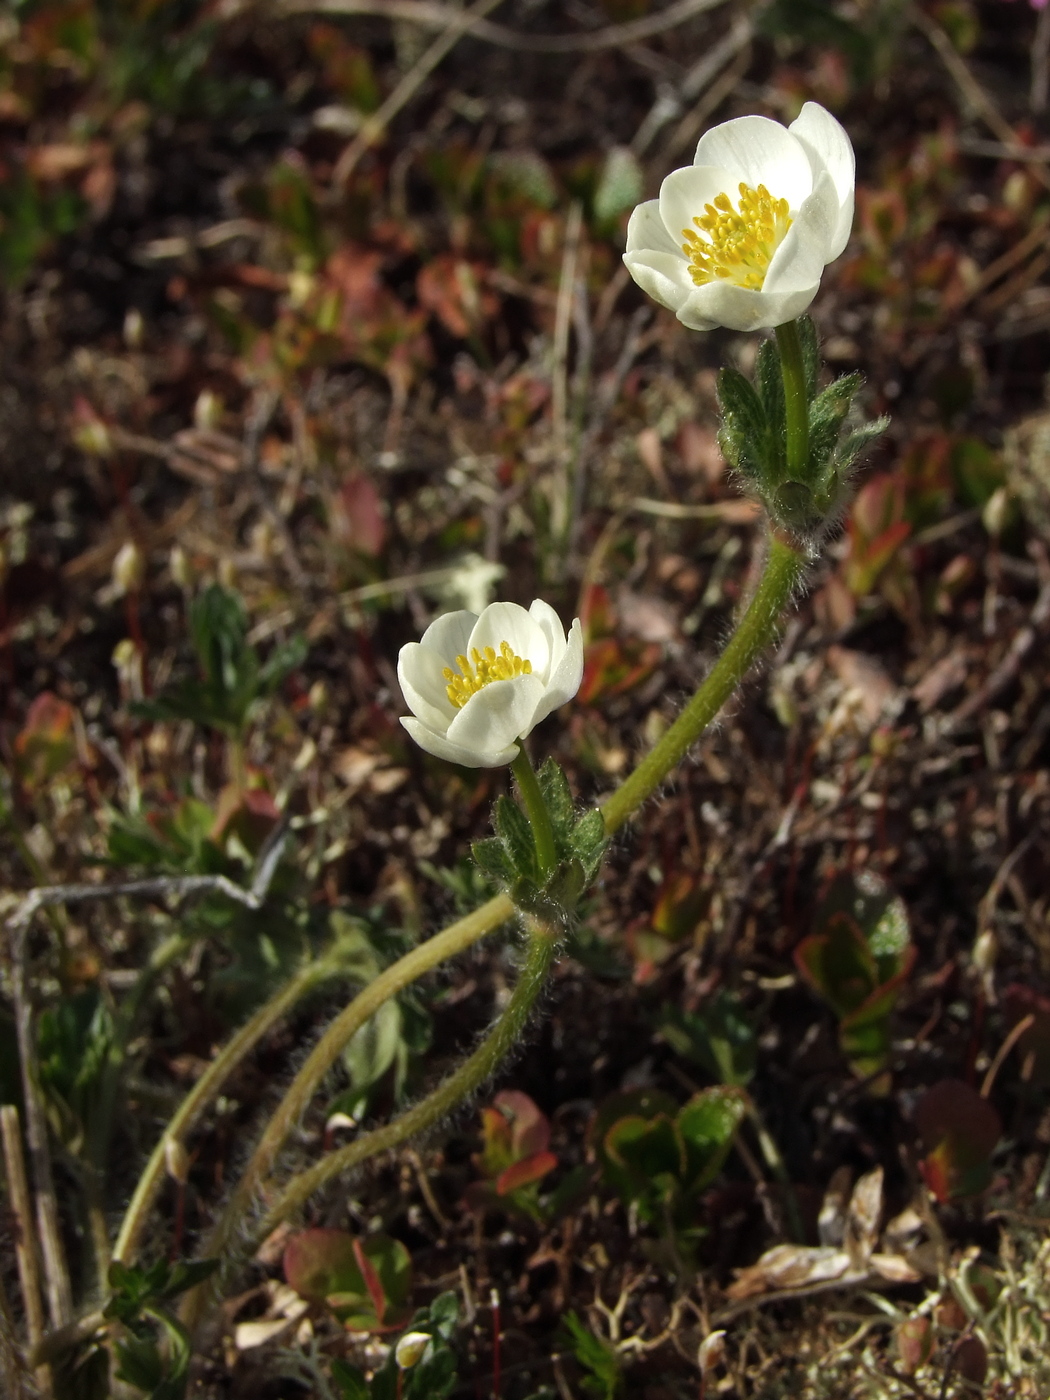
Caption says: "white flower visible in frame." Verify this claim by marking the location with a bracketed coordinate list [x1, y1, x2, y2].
[398, 600, 584, 768]
[623, 102, 855, 332]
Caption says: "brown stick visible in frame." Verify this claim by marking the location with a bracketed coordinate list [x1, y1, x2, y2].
[1, 1106, 50, 1396]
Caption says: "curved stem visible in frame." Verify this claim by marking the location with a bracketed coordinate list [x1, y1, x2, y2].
[774, 320, 809, 481]
[111, 949, 345, 1266]
[600, 535, 807, 835]
[192, 892, 514, 1273]
[184, 924, 557, 1331]
[511, 748, 557, 880]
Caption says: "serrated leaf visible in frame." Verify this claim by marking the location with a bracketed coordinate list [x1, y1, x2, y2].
[472, 837, 513, 882]
[834, 416, 890, 474]
[797, 315, 820, 399]
[756, 338, 787, 466]
[717, 366, 770, 477]
[537, 757, 574, 838]
[494, 794, 538, 882]
[571, 808, 606, 861]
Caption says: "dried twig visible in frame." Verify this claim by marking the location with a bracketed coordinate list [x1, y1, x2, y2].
[0, 1106, 49, 1394]
[329, 0, 505, 187]
[273, 0, 730, 53]
[548, 200, 584, 572]
[0, 1262, 38, 1400]
[943, 580, 1050, 733]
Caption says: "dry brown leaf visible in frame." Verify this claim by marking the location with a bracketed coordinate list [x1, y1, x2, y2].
[912, 648, 969, 712]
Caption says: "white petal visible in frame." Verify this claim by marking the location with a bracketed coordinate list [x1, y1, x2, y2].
[468, 602, 549, 674]
[529, 598, 567, 679]
[528, 617, 584, 730]
[675, 279, 819, 333]
[693, 116, 813, 210]
[623, 250, 692, 312]
[763, 172, 838, 295]
[789, 102, 855, 256]
[400, 715, 518, 768]
[625, 198, 681, 257]
[397, 642, 456, 734]
[658, 165, 739, 251]
[419, 609, 477, 660]
[446, 673, 546, 756]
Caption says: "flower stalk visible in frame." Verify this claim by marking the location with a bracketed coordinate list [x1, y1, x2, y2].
[774, 320, 810, 482]
[510, 748, 558, 881]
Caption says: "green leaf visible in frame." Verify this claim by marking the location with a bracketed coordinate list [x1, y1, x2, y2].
[328, 911, 384, 984]
[797, 314, 820, 399]
[494, 794, 538, 883]
[471, 837, 513, 882]
[571, 808, 606, 864]
[561, 1312, 621, 1399]
[332, 1360, 370, 1400]
[717, 367, 770, 478]
[676, 1086, 747, 1190]
[344, 998, 403, 1101]
[756, 337, 787, 462]
[807, 372, 861, 474]
[537, 757, 574, 839]
[834, 416, 890, 475]
[659, 993, 756, 1086]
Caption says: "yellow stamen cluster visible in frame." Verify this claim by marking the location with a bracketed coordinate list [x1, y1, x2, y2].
[444, 642, 533, 709]
[682, 182, 792, 290]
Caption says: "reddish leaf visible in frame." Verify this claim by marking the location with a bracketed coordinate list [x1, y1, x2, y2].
[353, 1237, 387, 1325]
[952, 1335, 988, 1386]
[283, 1228, 360, 1302]
[14, 692, 77, 788]
[896, 1316, 934, 1374]
[495, 1150, 557, 1196]
[915, 1079, 1001, 1201]
[492, 1089, 550, 1160]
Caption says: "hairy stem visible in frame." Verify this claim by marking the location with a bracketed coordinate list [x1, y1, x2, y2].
[774, 319, 809, 481]
[600, 535, 807, 835]
[184, 924, 557, 1331]
[511, 748, 557, 879]
[190, 892, 514, 1274]
[112, 947, 349, 1266]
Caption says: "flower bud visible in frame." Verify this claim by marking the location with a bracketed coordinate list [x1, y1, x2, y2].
[982, 486, 1011, 540]
[395, 1331, 431, 1370]
[123, 307, 145, 349]
[164, 1136, 190, 1186]
[169, 544, 194, 590]
[112, 540, 145, 596]
[194, 388, 223, 431]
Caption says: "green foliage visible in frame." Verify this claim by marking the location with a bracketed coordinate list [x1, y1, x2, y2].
[332, 1292, 460, 1399]
[473, 758, 606, 924]
[718, 317, 888, 541]
[38, 988, 114, 1152]
[0, 170, 84, 286]
[659, 990, 757, 1087]
[135, 585, 307, 739]
[102, 1257, 219, 1400]
[592, 147, 643, 226]
[560, 1313, 622, 1399]
[590, 1085, 745, 1262]
[283, 1229, 412, 1331]
[795, 871, 915, 1079]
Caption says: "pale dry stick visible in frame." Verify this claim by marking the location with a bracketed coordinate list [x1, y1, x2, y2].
[1, 1105, 49, 1396]
[911, 6, 1050, 196]
[632, 9, 758, 161]
[548, 200, 584, 572]
[943, 578, 1050, 734]
[981, 1013, 1036, 1099]
[657, 32, 753, 171]
[0, 1272, 36, 1400]
[7, 925, 72, 1331]
[329, 0, 505, 189]
[275, 0, 730, 53]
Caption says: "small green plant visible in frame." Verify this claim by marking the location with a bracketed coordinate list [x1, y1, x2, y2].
[560, 1312, 622, 1399]
[283, 1229, 412, 1332]
[332, 1291, 459, 1398]
[136, 584, 307, 742]
[795, 871, 915, 1079]
[590, 1085, 746, 1264]
[658, 989, 757, 1087]
[103, 1258, 219, 1400]
[466, 1089, 558, 1221]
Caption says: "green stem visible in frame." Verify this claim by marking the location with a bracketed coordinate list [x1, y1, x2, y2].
[183, 924, 557, 1331]
[774, 319, 809, 481]
[111, 947, 351, 1266]
[190, 892, 515, 1275]
[601, 535, 807, 835]
[510, 748, 557, 880]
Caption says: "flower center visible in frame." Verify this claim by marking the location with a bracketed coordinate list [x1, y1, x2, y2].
[444, 642, 533, 709]
[682, 182, 792, 290]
